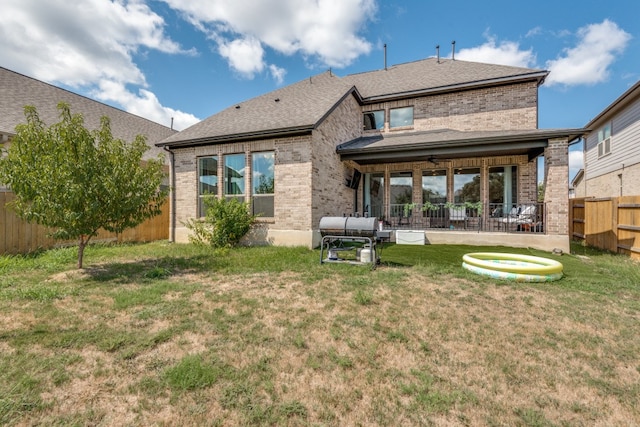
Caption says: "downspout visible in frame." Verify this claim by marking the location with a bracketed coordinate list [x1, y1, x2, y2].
[163, 146, 176, 242]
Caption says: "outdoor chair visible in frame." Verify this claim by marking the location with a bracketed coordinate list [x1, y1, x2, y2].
[499, 204, 536, 230]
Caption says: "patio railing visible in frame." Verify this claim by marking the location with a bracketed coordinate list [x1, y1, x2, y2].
[376, 202, 544, 233]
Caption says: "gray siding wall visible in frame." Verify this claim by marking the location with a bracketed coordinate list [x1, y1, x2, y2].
[585, 96, 640, 181]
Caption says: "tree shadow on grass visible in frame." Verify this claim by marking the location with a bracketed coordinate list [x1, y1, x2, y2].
[80, 254, 225, 284]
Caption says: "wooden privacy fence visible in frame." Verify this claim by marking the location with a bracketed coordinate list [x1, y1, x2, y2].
[1, 191, 169, 255]
[570, 196, 640, 259]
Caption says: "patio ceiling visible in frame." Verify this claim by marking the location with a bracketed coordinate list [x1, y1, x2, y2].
[337, 128, 585, 165]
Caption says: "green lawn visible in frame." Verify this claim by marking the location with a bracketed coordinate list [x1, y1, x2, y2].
[1, 241, 639, 426]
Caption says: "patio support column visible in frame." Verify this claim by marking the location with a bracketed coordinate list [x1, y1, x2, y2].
[544, 137, 569, 236]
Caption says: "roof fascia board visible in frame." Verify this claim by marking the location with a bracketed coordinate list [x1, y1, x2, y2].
[340, 140, 548, 162]
[337, 129, 585, 155]
[157, 126, 314, 148]
[584, 80, 640, 131]
[313, 86, 361, 128]
[361, 71, 549, 103]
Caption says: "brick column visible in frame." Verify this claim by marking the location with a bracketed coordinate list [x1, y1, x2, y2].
[544, 137, 569, 235]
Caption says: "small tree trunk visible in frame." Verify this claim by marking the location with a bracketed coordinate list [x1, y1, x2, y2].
[77, 235, 86, 269]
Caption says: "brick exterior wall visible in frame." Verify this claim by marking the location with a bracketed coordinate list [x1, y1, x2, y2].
[544, 138, 569, 236]
[272, 135, 313, 231]
[311, 95, 362, 226]
[170, 94, 362, 246]
[363, 81, 539, 133]
[584, 162, 640, 198]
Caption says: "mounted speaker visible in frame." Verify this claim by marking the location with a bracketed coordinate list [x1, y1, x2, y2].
[348, 170, 361, 189]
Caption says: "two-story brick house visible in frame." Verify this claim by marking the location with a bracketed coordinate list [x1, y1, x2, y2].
[158, 58, 583, 252]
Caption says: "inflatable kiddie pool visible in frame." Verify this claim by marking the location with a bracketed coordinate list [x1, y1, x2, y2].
[462, 252, 563, 282]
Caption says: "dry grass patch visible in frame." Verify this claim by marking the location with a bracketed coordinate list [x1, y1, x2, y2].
[1, 242, 639, 426]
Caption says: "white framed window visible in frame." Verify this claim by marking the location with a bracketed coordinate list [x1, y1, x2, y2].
[597, 123, 611, 158]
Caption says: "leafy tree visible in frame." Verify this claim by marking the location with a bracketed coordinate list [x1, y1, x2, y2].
[0, 103, 168, 268]
[538, 182, 545, 202]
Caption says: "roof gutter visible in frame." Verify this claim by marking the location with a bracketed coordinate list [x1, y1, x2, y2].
[337, 129, 585, 155]
[156, 125, 315, 149]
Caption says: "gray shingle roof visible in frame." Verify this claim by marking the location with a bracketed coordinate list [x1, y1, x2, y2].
[343, 58, 548, 100]
[159, 71, 356, 146]
[159, 58, 548, 147]
[0, 67, 176, 160]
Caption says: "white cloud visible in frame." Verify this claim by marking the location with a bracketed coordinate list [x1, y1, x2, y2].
[94, 81, 199, 131]
[569, 146, 584, 180]
[545, 20, 631, 86]
[0, 0, 199, 128]
[162, 0, 377, 79]
[218, 36, 266, 77]
[456, 35, 536, 68]
[525, 27, 543, 38]
[269, 65, 287, 85]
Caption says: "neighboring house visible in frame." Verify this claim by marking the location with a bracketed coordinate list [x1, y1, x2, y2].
[158, 58, 583, 252]
[570, 169, 585, 199]
[0, 66, 176, 177]
[582, 80, 640, 198]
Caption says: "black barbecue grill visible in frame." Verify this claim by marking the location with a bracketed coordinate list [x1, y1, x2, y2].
[319, 216, 378, 238]
[319, 216, 380, 267]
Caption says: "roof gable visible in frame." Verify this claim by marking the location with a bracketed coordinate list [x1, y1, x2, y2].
[159, 71, 356, 146]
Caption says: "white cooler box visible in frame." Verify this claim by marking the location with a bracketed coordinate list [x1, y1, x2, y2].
[395, 230, 425, 245]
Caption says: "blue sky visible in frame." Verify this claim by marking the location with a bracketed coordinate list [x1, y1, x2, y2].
[2, 0, 639, 181]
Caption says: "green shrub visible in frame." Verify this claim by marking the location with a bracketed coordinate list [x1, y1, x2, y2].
[184, 197, 255, 248]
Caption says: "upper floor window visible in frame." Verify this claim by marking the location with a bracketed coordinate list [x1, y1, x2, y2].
[363, 110, 384, 130]
[390, 106, 414, 128]
[597, 123, 611, 158]
[198, 156, 218, 217]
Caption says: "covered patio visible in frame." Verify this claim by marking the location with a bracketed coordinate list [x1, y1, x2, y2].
[337, 128, 584, 252]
